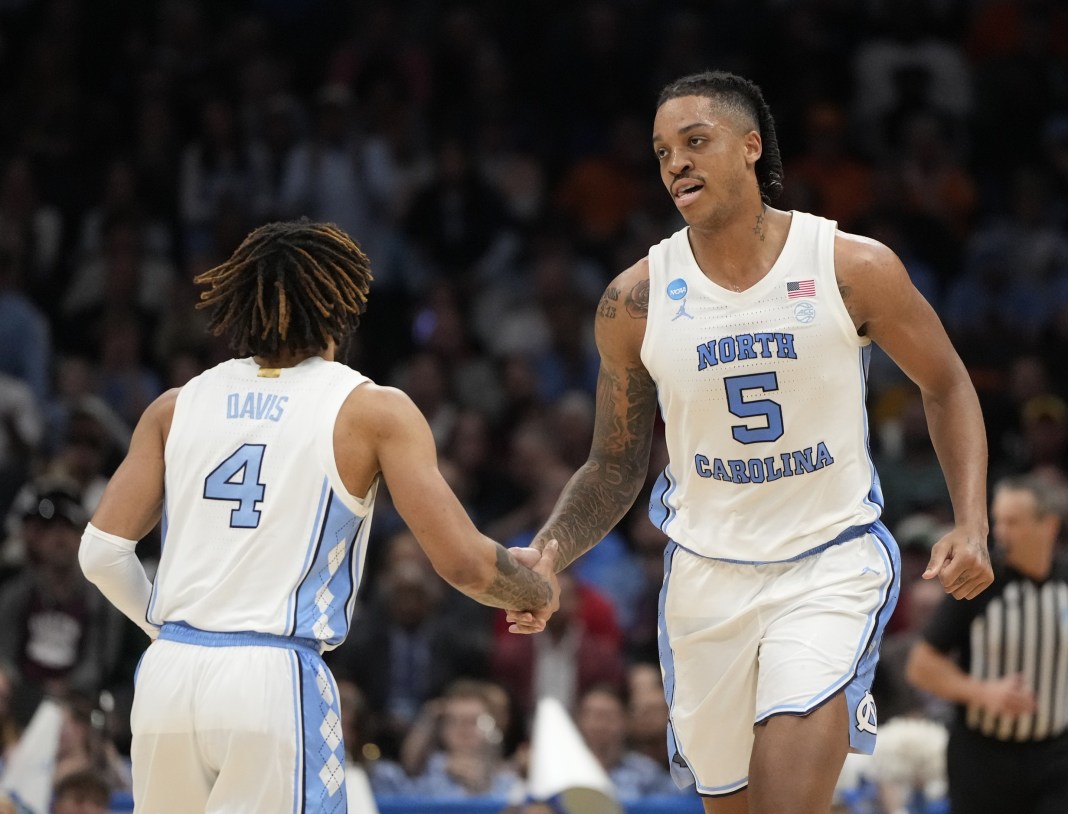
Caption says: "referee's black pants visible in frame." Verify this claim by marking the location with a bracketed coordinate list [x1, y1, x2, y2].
[947, 724, 1068, 814]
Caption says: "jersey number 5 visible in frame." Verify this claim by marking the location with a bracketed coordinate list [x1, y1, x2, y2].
[724, 373, 784, 443]
[203, 444, 266, 528]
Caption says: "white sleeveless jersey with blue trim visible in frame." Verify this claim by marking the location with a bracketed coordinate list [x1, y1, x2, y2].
[642, 211, 882, 563]
[152, 356, 376, 648]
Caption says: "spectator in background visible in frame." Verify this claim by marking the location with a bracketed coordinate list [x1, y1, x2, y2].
[0, 156, 63, 307]
[178, 95, 257, 258]
[53, 694, 131, 795]
[0, 231, 51, 405]
[336, 678, 411, 800]
[623, 508, 669, 665]
[409, 679, 520, 799]
[784, 101, 873, 232]
[575, 684, 680, 800]
[74, 158, 173, 266]
[626, 662, 671, 770]
[41, 403, 126, 515]
[873, 389, 953, 530]
[491, 571, 624, 720]
[50, 769, 110, 814]
[94, 316, 163, 431]
[278, 84, 375, 256]
[0, 481, 126, 702]
[404, 137, 512, 283]
[60, 213, 175, 360]
[0, 374, 43, 529]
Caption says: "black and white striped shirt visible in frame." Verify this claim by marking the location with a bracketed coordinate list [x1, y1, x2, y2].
[923, 557, 1068, 742]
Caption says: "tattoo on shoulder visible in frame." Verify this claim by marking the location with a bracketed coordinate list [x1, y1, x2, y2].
[625, 280, 649, 319]
[598, 286, 620, 319]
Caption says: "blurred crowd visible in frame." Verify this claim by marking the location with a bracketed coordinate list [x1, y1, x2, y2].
[0, 0, 1065, 811]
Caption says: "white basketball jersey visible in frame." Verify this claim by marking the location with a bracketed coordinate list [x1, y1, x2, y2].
[642, 211, 881, 562]
[151, 356, 377, 648]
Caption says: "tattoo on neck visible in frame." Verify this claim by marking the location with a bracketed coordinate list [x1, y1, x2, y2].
[753, 206, 767, 242]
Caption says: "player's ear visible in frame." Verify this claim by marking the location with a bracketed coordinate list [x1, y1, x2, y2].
[743, 129, 762, 166]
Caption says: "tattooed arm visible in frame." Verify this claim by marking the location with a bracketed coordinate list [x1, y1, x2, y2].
[339, 383, 558, 617]
[530, 260, 658, 572]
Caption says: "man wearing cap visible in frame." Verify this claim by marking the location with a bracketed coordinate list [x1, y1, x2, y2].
[0, 480, 125, 700]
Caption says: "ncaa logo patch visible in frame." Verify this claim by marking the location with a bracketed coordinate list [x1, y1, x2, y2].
[667, 279, 688, 300]
[854, 691, 878, 735]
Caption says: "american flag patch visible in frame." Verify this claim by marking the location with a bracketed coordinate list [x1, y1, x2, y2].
[786, 279, 816, 298]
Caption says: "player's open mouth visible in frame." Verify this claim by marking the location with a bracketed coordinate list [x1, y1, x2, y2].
[674, 182, 704, 206]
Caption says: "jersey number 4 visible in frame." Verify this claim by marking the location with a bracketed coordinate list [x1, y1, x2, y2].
[203, 444, 266, 528]
[724, 372, 784, 444]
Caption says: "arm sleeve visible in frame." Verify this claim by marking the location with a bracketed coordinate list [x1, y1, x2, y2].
[79, 522, 159, 639]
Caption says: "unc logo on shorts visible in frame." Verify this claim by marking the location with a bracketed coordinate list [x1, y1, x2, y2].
[667, 278, 688, 300]
[854, 691, 878, 735]
[794, 301, 816, 324]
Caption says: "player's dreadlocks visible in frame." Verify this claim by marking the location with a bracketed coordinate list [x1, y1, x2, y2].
[194, 219, 372, 358]
[657, 71, 784, 205]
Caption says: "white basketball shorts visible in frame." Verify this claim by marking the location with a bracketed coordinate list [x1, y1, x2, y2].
[130, 623, 347, 813]
[658, 522, 900, 797]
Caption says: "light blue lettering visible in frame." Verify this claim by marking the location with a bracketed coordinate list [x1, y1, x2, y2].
[777, 332, 797, 359]
[747, 459, 765, 483]
[229, 391, 290, 421]
[691, 443, 835, 485]
[780, 452, 794, 477]
[763, 456, 783, 482]
[697, 342, 718, 370]
[695, 454, 711, 478]
[754, 333, 776, 358]
[727, 459, 750, 483]
[792, 447, 816, 474]
[268, 395, 289, 422]
[717, 337, 736, 363]
[736, 334, 756, 360]
[814, 441, 834, 468]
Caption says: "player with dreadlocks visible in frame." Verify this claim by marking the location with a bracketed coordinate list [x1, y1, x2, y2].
[504, 71, 991, 814]
[79, 219, 559, 813]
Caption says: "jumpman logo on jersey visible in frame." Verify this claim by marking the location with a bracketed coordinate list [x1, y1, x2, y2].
[672, 299, 694, 321]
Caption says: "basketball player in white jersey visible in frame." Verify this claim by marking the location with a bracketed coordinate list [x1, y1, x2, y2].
[77, 220, 559, 813]
[506, 71, 993, 814]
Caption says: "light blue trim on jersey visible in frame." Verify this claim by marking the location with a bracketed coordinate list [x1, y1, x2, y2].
[649, 466, 679, 533]
[858, 345, 885, 513]
[291, 491, 363, 645]
[158, 621, 320, 654]
[287, 478, 330, 636]
[753, 521, 900, 756]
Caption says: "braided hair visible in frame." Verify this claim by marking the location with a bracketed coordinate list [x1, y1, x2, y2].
[657, 71, 784, 205]
[195, 219, 372, 357]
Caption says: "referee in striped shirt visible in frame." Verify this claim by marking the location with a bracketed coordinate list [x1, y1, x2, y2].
[907, 474, 1068, 814]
